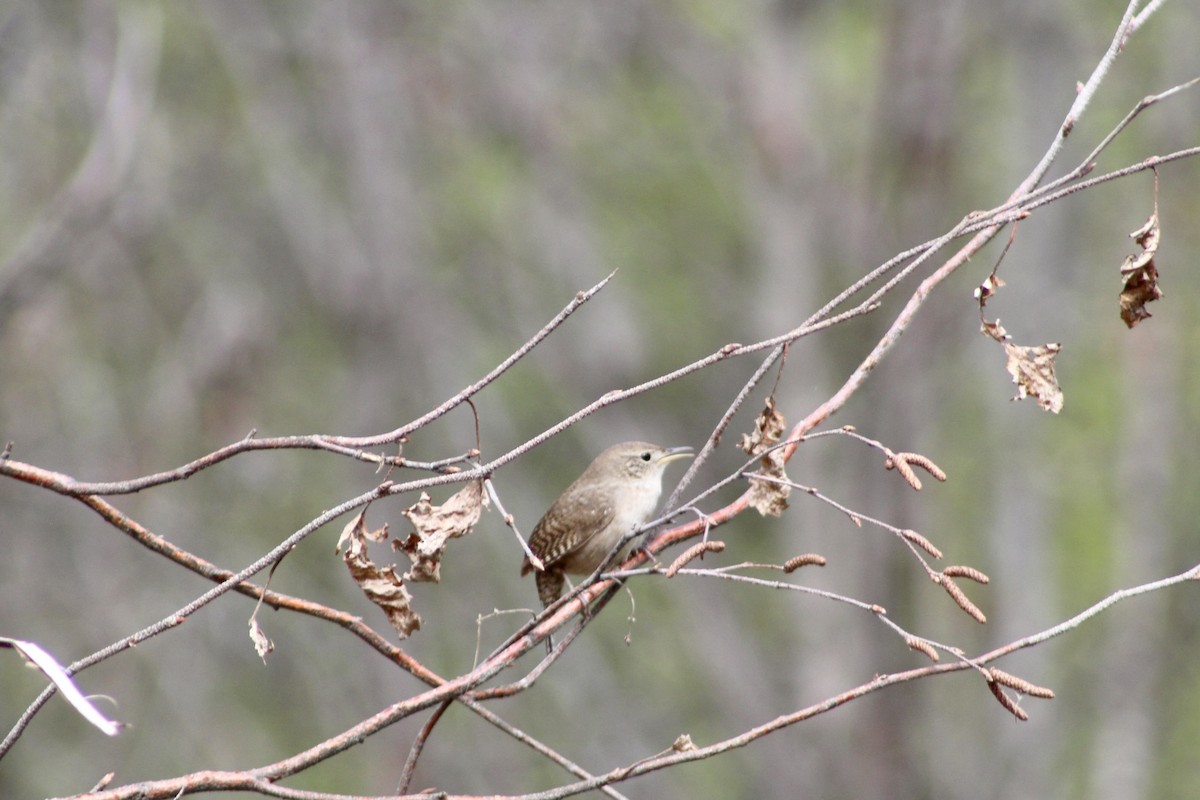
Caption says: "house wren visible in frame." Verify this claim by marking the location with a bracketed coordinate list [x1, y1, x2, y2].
[520, 441, 693, 607]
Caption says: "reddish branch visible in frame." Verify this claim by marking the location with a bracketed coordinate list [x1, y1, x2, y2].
[7, 6, 1200, 798]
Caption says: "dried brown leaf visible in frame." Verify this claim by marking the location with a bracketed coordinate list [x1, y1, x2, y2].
[336, 509, 367, 553]
[1004, 341, 1064, 414]
[1119, 266, 1163, 328]
[980, 317, 1009, 343]
[1119, 213, 1163, 327]
[747, 475, 790, 517]
[982, 309, 1063, 413]
[398, 481, 487, 583]
[1129, 212, 1160, 253]
[339, 509, 421, 639]
[974, 273, 1006, 305]
[741, 396, 786, 456]
[741, 397, 791, 516]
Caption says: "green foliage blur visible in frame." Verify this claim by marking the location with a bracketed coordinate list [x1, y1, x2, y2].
[2, 2, 1198, 798]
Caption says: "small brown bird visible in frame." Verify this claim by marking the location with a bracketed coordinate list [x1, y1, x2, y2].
[520, 441, 693, 607]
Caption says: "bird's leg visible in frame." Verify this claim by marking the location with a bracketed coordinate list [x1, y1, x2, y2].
[562, 575, 597, 621]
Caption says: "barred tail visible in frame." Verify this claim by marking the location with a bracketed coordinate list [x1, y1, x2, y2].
[535, 569, 566, 608]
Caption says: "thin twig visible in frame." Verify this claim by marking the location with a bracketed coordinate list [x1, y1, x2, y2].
[499, 564, 1200, 800]
[10, 6, 1193, 796]
[397, 699, 450, 795]
[0, 274, 615, 496]
[1, 480, 398, 759]
[323, 272, 618, 448]
[486, 478, 542, 571]
[665, 343, 789, 510]
[455, 697, 633, 800]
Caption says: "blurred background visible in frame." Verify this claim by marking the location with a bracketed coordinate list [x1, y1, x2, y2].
[2, 1, 1199, 798]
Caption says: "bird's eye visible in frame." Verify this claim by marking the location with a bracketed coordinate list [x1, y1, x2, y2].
[640, 451, 652, 462]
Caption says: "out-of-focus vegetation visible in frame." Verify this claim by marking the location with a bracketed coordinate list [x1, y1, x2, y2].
[1, 2, 1198, 798]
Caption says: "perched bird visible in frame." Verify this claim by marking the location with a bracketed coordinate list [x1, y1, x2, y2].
[520, 441, 693, 606]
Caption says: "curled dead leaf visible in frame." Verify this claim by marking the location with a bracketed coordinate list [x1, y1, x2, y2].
[1004, 341, 1064, 414]
[974, 273, 1006, 305]
[338, 509, 421, 639]
[740, 397, 791, 516]
[982, 315, 1064, 413]
[980, 318, 1009, 343]
[740, 396, 786, 457]
[1130, 211, 1160, 253]
[398, 481, 487, 583]
[1119, 212, 1163, 328]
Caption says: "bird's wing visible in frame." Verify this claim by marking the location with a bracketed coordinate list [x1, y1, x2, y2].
[521, 488, 616, 573]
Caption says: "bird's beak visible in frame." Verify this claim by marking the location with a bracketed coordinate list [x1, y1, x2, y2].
[657, 446, 694, 465]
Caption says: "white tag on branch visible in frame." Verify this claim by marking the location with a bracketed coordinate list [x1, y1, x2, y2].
[1, 636, 123, 736]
